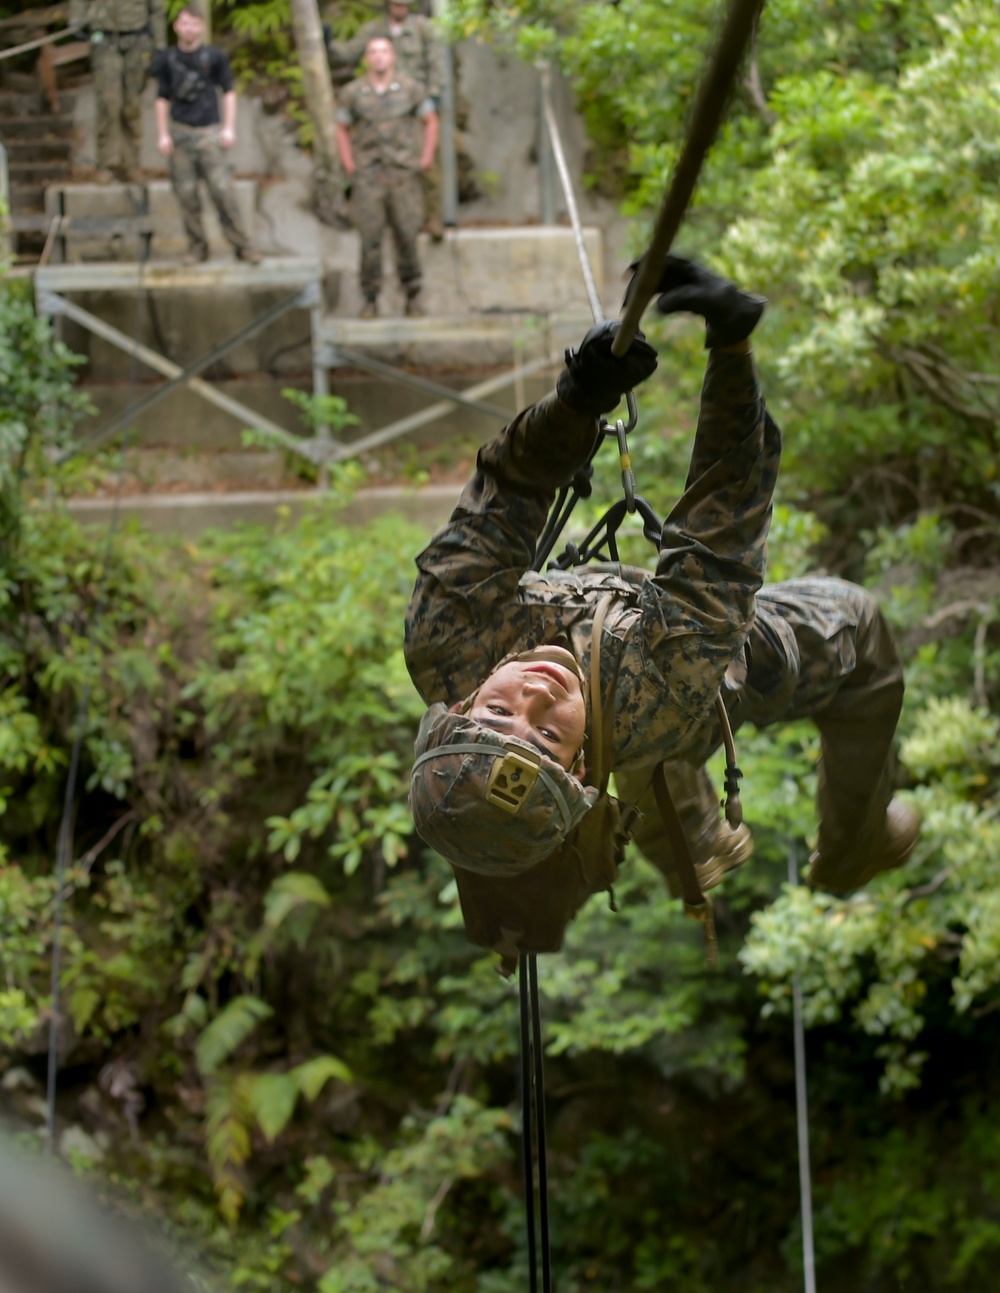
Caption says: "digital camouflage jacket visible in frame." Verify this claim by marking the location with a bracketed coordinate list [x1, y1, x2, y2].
[337, 72, 434, 172]
[404, 349, 781, 773]
[70, 0, 166, 44]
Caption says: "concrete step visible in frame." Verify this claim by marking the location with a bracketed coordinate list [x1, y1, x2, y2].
[65, 483, 460, 538]
[10, 182, 45, 213]
[0, 89, 45, 116]
[7, 158, 69, 182]
[0, 114, 75, 139]
[320, 311, 592, 369]
[4, 138, 74, 161]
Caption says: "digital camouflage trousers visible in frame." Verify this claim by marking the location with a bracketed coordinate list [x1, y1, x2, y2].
[352, 164, 424, 301]
[615, 577, 905, 889]
[168, 122, 251, 256]
[92, 32, 153, 171]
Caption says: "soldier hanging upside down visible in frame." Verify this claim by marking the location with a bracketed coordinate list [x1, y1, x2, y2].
[404, 257, 921, 963]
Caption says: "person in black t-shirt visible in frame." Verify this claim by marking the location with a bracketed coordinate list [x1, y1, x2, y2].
[153, 3, 260, 265]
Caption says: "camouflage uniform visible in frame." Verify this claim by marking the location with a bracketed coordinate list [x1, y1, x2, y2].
[71, 0, 166, 172]
[326, 10, 445, 228]
[166, 123, 252, 258]
[155, 44, 254, 260]
[405, 350, 905, 884]
[337, 73, 433, 303]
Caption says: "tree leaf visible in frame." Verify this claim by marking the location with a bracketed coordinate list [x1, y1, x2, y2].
[195, 996, 273, 1076]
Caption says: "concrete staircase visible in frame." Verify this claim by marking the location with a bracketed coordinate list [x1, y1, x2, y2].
[0, 87, 77, 264]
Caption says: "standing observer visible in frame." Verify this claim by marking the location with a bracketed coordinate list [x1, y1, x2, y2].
[70, 0, 166, 181]
[326, 0, 446, 239]
[336, 35, 438, 317]
[153, 3, 260, 266]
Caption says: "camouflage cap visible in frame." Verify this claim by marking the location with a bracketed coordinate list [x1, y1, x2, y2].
[410, 704, 599, 876]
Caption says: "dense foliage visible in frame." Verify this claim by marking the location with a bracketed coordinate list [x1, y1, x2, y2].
[2, 1, 1000, 1290]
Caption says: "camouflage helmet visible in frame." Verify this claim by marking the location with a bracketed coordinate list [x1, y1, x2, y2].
[409, 704, 599, 876]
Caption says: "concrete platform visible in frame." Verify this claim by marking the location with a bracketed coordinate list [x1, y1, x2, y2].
[44, 180, 260, 261]
[65, 484, 461, 538]
[319, 310, 591, 368]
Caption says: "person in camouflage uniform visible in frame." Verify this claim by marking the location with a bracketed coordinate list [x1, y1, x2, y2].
[153, 4, 260, 265]
[336, 36, 438, 316]
[70, 0, 166, 179]
[326, 0, 447, 238]
[405, 257, 920, 914]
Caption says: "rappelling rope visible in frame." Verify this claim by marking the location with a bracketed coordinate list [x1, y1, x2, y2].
[45, 185, 151, 1155]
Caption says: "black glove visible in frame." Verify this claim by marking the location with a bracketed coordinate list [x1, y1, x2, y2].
[628, 254, 765, 349]
[556, 319, 658, 417]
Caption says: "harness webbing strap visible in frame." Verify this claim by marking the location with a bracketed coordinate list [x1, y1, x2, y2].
[651, 763, 718, 968]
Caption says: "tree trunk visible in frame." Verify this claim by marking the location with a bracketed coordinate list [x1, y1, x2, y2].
[287, 0, 349, 227]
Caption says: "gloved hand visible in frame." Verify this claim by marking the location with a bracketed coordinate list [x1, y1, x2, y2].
[556, 319, 658, 417]
[628, 254, 765, 349]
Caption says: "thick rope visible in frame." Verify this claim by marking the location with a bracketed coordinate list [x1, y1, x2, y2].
[612, 0, 765, 355]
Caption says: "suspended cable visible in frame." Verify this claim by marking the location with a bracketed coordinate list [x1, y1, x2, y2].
[46, 186, 151, 1155]
[538, 62, 604, 327]
[788, 841, 817, 1293]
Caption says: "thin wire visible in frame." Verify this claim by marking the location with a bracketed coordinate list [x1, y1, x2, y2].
[788, 841, 817, 1293]
[537, 61, 605, 326]
[45, 186, 150, 1155]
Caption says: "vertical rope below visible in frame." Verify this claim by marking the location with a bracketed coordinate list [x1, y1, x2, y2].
[788, 842, 817, 1293]
[519, 963, 538, 1293]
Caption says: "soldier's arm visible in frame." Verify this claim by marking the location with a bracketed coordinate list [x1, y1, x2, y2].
[405, 328, 658, 703]
[635, 345, 781, 725]
[418, 104, 438, 171]
[149, 0, 166, 47]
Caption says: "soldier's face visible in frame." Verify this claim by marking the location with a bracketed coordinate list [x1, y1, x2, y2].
[388, 2, 412, 20]
[174, 12, 204, 49]
[366, 38, 395, 75]
[470, 647, 587, 772]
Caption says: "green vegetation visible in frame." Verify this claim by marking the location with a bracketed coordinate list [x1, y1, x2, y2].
[2, 1, 1000, 1289]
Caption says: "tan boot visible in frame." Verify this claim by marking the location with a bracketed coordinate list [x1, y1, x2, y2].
[695, 820, 754, 891]
[236, 246, 262, 265]
[360, 298, 378, 319]
[181, 246, 209, 267]
[806, 798, 922, 894]
[405, 291, 424, 318]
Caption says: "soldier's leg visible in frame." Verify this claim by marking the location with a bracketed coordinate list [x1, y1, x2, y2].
[386, 168, 424, 312]
[615, 760, 753, 897]
[168, 126, 208, 259]
[91, 39, 125, 171]
[197, 130, 255, 256]
[120, 37, 152, 174]
[741, 578, 916, 890]
[352, 169, 388, 309]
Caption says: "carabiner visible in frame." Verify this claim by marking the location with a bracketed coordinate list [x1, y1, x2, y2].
[615, 418, 636, 513]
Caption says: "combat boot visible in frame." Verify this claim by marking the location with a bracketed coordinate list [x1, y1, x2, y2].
[696, 820, 754, 891]
[360, 298, 378, 319]
[181, 245, 209, 267]
[405, 290, 425, 318]
[236, 246, 262, 265]
[806, 797, 921, 894]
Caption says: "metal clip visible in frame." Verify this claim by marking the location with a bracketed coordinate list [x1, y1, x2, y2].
[615, 418, 636, 513]
[484, 748, 541, 814]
